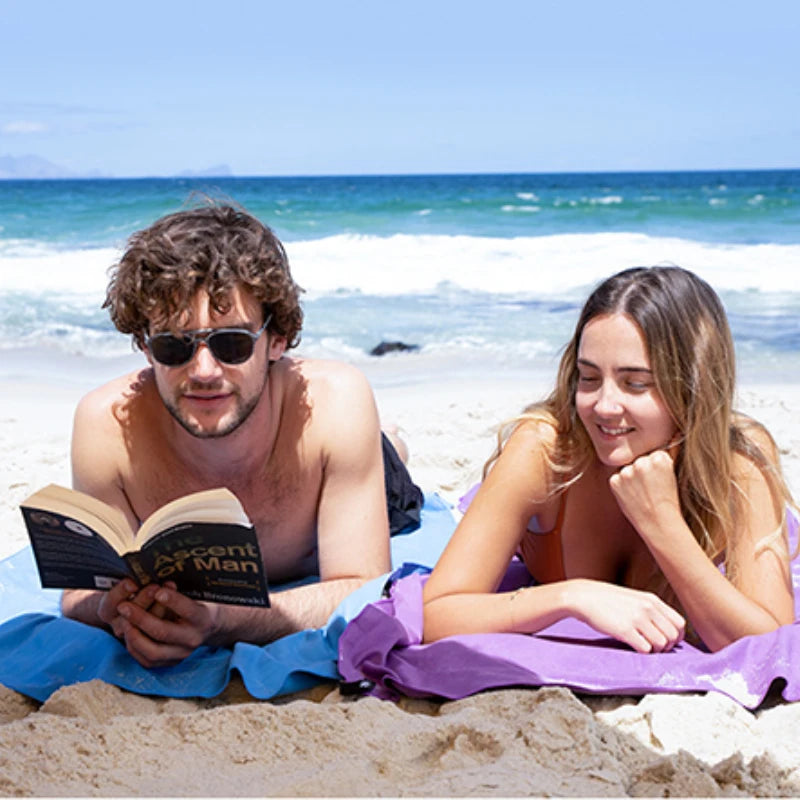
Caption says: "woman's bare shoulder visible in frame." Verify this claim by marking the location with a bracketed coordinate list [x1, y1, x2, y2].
[480, 413, 562, 509]
[731, 412, 781, 476]
[501, 413, 559, 456]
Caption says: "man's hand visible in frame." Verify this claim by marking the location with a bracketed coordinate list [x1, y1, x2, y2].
[95, 578, 151, 634]
[114, 584, 220, 668]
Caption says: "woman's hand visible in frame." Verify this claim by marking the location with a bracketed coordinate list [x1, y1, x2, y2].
[608, 449, 683, 542]
[565, 579, 686, 653]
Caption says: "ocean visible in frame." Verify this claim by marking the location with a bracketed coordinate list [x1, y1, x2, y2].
[1, 170, 799, 387]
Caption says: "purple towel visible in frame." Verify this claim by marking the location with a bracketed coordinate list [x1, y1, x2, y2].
[339, 514, 800, 709]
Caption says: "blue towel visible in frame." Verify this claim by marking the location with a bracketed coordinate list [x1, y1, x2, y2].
[0, 493, 456, 702]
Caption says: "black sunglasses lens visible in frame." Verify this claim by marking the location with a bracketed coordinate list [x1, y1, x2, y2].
[150, 335, 195, 365]
[208, 331, 255, 364]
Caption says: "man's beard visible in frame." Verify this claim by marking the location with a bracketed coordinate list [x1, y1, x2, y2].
[161, 373, 268, 439]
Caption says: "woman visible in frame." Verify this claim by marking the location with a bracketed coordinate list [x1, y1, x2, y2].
[423, 266, 795, 653]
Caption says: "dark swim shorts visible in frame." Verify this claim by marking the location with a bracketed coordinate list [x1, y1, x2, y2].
[381, 433, 423, 535]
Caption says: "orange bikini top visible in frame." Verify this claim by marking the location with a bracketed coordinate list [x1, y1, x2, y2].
[517, 493, 567, 584]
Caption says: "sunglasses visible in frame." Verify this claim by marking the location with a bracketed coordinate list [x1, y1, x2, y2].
[146, 316, 271, 367]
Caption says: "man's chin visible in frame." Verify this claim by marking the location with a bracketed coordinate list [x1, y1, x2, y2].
[179, 415, 247, 439]
[162, 390, 263, 440]
[182, 424, 235, 439]
[167, 405, 246, 439]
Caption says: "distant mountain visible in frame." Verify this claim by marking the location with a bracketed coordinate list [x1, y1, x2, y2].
[0, 154, 110, 179]
[175, 164, 234, 178]
[0, 154, 75, 179]
[0, 155, 235, 180]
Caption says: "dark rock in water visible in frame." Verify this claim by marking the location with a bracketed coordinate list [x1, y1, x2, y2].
[369, 340, 420, 356]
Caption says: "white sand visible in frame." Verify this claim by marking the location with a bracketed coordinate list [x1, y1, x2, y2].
[1, 355, 800, 796]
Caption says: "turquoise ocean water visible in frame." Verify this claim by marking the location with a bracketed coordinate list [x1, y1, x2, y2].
[1, 170, 799, 384]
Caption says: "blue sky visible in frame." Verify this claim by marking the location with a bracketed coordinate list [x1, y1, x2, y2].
[1, 0, 798, 176]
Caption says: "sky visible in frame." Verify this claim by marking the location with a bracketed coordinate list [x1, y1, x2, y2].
[1, 0, 798, 177]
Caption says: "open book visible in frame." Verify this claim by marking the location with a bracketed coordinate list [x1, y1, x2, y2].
[19, 485, 269, 606]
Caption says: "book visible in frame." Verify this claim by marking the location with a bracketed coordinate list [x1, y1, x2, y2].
[19, 484, 269, 607]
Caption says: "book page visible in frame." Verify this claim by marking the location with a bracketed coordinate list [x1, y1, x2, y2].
[136, 487, 251, 545]
[21, 484, 133, 553]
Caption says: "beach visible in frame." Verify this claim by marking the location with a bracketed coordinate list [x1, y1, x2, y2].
[2, 354, 800, 797]
[3, 0, 799, 787]
[2, 171, 800, 794]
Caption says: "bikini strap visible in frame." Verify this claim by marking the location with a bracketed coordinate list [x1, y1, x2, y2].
[518, 491, 567, 584]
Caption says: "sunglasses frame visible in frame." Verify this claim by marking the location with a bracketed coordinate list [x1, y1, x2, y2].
[145, 315, 272, 367]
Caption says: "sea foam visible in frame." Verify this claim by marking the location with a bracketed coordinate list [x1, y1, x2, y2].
[2, 232, 799, 373]
[285, 232, 800, 296]
[2, 232, 800, 298]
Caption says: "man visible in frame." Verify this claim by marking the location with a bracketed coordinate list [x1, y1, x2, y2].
[62, 203, 421, 668]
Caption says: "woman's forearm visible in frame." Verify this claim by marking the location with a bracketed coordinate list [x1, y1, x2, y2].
[423, 579, 685, 654]
[422, 582, 571, 642]
[644, 532, 790, 651]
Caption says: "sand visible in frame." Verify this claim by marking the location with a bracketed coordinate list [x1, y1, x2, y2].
[2, 354, 800, 797]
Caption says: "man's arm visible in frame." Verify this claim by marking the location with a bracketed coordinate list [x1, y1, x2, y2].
[61, 379, 144, 629]
[312, 361, 392, 586]
[112, 575, 372, 667]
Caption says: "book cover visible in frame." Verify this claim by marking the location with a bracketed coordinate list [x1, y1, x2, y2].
[20, 491, 270, 607]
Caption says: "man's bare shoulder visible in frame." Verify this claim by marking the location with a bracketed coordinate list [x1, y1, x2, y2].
[278, 356, 373, 404]
[74, 368, 156, 427]
[280, 354, 367, 380]
[276, 356, 379, 445]
[71, 369, 159, 504]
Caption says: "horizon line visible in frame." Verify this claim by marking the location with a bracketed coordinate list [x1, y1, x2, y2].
[2, 165, 800, 182]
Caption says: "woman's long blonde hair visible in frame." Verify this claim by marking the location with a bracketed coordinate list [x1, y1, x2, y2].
[488, 266, 794, 581]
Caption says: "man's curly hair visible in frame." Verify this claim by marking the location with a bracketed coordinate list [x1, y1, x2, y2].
[104, 203, 304, 350]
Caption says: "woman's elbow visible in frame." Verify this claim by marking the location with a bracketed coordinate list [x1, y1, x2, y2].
[421, 598, 445, 644]
[704, 615, 787, 652]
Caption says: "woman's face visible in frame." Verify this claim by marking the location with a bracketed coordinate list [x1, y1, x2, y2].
[575, 313, 677, 469]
